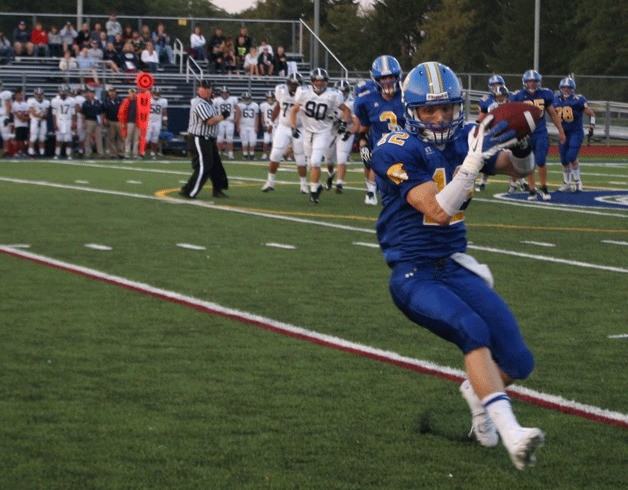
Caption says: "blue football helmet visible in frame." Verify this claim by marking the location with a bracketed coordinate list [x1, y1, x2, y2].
[522, 69, 542, 93]
[488, 74, 505, 94]
[402, 61, 465, 144]
[370, 55, 402, 96]
[559, 77, 576, 98]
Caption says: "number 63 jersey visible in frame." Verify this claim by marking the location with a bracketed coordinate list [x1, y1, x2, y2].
[370, 124, 500, 267]
[295, 85, 344, 134]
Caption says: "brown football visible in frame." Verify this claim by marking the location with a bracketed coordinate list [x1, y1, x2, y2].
[483, 102, 543, 139]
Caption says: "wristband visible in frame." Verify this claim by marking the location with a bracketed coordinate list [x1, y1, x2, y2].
[590, 116, 595, 126]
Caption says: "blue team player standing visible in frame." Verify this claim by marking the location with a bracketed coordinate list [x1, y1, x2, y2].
[354, 55, 406, 205]
[371, 61, 544, 471]
[553, 77, 596, 192]
[510, 69, 566, 201]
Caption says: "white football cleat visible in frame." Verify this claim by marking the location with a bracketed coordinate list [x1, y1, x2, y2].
[574, 180, 583, 192]
[261, 181, 275, 192]
[299, 184, 309, 194]
[364, 192, 378, 206]
[557, 181, 572, 192]
[506, 428, 545, 471]
[459, 381, 499, 448]
[539, 186, 552, 201]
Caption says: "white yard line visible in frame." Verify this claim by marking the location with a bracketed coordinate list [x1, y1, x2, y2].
[1, 245, 626, 429]
[520, 240, 556, 247]
[84, 243, 112, 251]
[264, 242, 297, 250]
[602, 240, 628, 246]
[608, 334, 628, 339]
[176, 243, 207, 250]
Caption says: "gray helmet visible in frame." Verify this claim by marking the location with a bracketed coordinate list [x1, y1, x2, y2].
[151, 86, 161, 95]
[241, 91, 251, 101]
[34, 87, 44, 97]
[335, 79, 352, 93]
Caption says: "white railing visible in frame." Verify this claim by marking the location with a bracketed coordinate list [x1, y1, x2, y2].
[174, 38, 185, 74]
[299, 19, 349, 80]
[186, 56, 203, 83]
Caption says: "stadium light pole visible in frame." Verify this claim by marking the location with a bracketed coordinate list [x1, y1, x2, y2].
[534, 0, 540, 71]
[313, 0, 320, 68]
[77, 0, 83, 28]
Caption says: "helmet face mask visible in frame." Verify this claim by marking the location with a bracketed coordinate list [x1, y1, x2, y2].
[522, 70, 542, 93]
[402, 61, 464, 145]
[265, 90, 275, 103]
[241, 92, 251, 102]
[310, 68, 329, 94]
[559, 77, 576, 98]
[371, 55, 402, 96]
[220, 86, 229, 99]
[494, 85, 510, 104]
[286, 72, 303, 95]
[334, 80, 352, 99]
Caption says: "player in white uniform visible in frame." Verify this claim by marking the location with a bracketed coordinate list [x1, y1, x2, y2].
[236, 92, 259, 160]
[147, 87, 168, 160]
[261, 73, 309, 194]
[27, 88, 51, 157]
[0, 82, 14, 157]
[50, 84, 76, 159]
[73, 85, 87, 156]
[11, 89, 30, 158]
[212, 86, 240, 159]
[290, 68, 351, 204]
[324, 80, 356, 194]
[259, 91, 275, 160]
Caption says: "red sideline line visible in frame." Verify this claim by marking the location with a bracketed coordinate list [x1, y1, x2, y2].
[2, 247, 626, 429]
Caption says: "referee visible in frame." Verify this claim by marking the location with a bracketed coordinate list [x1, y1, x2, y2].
[179, 80, 231, 199]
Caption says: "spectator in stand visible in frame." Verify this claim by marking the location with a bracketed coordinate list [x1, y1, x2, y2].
[120, 42, 138, 72]
[141, 42, 159, 73]
[48, 26, 63, 57]
[75, 23, 92, 55]
[130, 31, 145, 56]
[13, 20, 34, 57]
[0, 31, 15, 64]
[103, 42, 121, 74]
[87, 39, 104, 61]
[60, 22, 78, 54]
[224, 48, 237, 74]
[190, 26, 207, 61]
[90, 23, 104, 44]
[257, 46, 273, 76]
[224, 37, 234, 54]
[238, 27, 252, 51]
[209, 27, 226, 50]
[235, 36, 248, 71]
[31, 22, 50, 58]
[208, 43, 224, 74]
[122, 25, 133, 43]
[112, 33, 125, 53]
[106, 14, 122, 43]
[59, 49, 78, 72]
[273, 45, 288, 77]
[76, 47, 100, 85]
[140, 25, 152, 45]
[152, 23, 174, 65]
[243, 46, 259, 76]
[97, 31, 108, 50]
[257, 39, 273, 56]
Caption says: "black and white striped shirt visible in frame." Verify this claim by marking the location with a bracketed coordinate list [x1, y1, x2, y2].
[187, 96, 219, 137]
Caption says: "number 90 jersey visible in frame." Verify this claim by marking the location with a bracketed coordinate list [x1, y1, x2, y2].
[295, 85, 344, 134]
[212, 95, 238, 122]
[274, 83, 301, 129]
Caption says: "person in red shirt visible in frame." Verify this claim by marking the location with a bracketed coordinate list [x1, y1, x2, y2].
[31, 22, 50, 57]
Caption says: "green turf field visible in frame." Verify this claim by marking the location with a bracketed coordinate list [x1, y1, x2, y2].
[1, 154, 627, 488]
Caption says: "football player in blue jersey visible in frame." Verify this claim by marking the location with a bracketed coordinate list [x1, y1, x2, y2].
[354, 55, 406, 205]
[553, 77, 596, 192]
[510, 70, 566, 200]
[371, 61, 544, 471]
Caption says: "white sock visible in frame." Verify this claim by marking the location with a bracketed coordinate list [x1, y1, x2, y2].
[310, 181, 319, 193]
[481, 174, 489, 184]
[337, 179, 344, 185]
[55, 148, 61, 156]
[572, 165, 581, 182]
[563, 168, 572, 183]
[460, 380, 485, 416]
[267, 173, 276, 184]
[299, 176, 307, 186]
[482, 392, 521, 449]
[66, 147, 72, 157]
[228, 152, 233, 158]
[365, 179, 377, 193]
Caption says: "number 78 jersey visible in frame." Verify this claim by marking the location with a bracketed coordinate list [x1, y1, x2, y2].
[295, 85, 344, 134]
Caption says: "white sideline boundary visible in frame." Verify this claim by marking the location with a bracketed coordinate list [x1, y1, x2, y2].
[1, 245, 626, 429]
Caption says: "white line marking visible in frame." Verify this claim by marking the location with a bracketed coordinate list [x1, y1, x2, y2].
[608, 181, 628, 185]
[5, 244, 31, 248]
[608, 334, 628, 339]
[488, 194, 628, 218]
[126, 180, 142, 184]
[1, 246, 625, 428]
[520, 240, 556, 247]
[1, 177, 626, 274]
[602, 240, 628, 246]
[353, 241, 380, 249]
[75, 180, 89, 184]
[264, 242, 297, 250]
[84, 243, 112, 251]
[176, 243, 207, 250]
[179, 180, 187, 184]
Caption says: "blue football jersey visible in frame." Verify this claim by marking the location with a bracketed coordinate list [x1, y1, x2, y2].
[553, 94, 589, 134]
[354, 89, 406, 149]
[354, 79, 377, 97]
[509, 88, 555, 135]
[371, 124, 498, 267]
[478, 94, 498, 114]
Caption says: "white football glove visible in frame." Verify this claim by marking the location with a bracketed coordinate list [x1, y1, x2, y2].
[462, 115, 518, 175]
[360, 146, 372, 164]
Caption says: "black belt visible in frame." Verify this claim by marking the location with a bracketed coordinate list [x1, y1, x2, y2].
[190, 134, 217, 141]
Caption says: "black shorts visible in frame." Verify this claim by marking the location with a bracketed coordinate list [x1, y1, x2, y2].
[15, 127, 28, 142]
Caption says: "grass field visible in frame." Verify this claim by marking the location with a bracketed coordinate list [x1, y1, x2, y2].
[1, 153, 627, 489]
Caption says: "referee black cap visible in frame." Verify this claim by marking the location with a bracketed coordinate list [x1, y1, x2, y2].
[199, 79, 212, 88]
